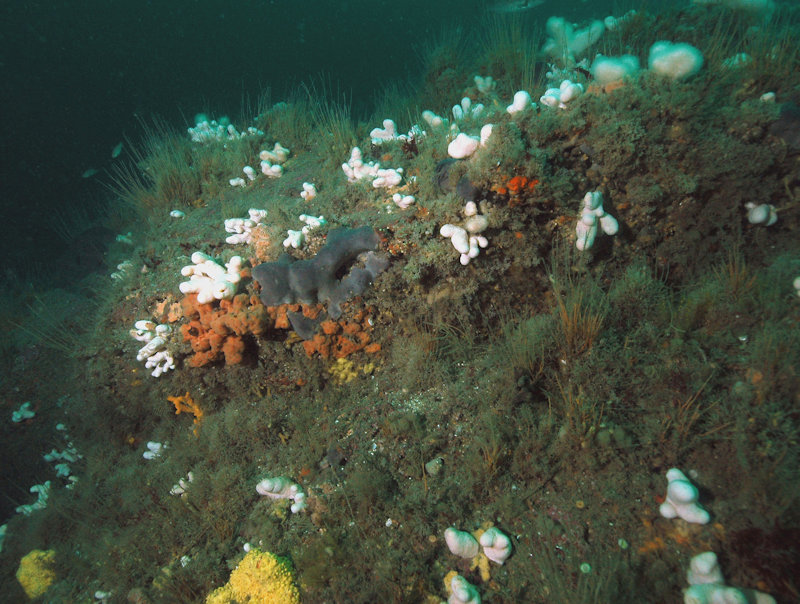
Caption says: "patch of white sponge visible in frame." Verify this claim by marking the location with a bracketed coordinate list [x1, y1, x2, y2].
[342, 147, 404, 188]
[256, 476, 307, 513]
[130, 320, 175, 377]
[444, 526, 512, 564]
[659, 468, 710, 524]
[684, 551, 776, 604]
[448, 574, 481, 604]
[179, 252, 242, 304]
[224, 208, 268, 245]
[648, 41, 704, 81]
[576, 190, 619, 251]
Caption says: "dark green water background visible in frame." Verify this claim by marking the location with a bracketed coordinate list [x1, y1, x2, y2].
[0, 0, 621, 278]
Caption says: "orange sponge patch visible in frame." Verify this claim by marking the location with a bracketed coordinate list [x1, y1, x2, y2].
[301, 308, 380, 360]
[180, 293, 269, 367]
[167, 391, 204, 435]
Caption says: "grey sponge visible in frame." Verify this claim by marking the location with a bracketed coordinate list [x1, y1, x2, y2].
[252, 227, 388, 319]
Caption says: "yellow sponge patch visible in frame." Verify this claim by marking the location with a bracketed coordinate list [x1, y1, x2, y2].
[16, 549, 57, 600]
[206, 549, 300, 604]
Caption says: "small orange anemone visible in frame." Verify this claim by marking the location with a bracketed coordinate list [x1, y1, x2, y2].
[492, 175, 539, 201]
[507, 175, 539, 194]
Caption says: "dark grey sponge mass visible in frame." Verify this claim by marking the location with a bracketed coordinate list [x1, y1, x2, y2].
[252, 226, 388, 319]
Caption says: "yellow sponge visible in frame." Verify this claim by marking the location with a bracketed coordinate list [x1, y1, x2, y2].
[16, 549, 57, 600]
[206, 548, 300, 604]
